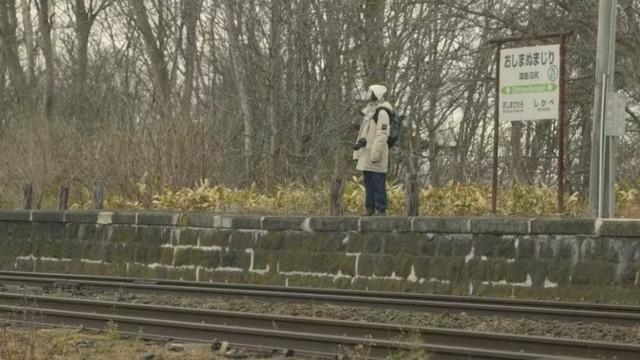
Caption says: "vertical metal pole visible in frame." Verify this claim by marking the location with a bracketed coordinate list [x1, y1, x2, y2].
[492, 44, 501, 214]
[605, 0, 618, 218]
[598, 73, 607, 218]
[557, 35, 568, 214]
[589, 0, 618, 217]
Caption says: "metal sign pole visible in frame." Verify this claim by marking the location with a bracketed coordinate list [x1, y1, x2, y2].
[598, 73, 607, 218]
[491, 44, 501, 214]
[589, 0, 618, 218]
[557, 34, 568, 214]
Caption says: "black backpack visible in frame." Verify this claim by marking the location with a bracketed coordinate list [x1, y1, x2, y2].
[374, 107, 403, 148]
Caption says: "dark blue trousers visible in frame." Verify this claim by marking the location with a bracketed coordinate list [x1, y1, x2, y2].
[363, 171, 387, 212]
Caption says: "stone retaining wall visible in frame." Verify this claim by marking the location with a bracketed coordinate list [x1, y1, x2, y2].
[1, 210, 640, 302]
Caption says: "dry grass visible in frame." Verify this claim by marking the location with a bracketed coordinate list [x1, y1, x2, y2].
[0, 325, 223, 360]
[0, 324, 433, 360]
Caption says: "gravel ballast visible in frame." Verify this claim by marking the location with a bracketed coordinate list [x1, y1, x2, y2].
[3, 284, 640, 345]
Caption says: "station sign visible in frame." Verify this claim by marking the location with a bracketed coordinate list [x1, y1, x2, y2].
[499, 44, 561, 122]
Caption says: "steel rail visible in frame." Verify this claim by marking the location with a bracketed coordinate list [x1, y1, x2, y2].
[0, 303, 592, 360]
[0, 292, 636, 359]
[1, 271, 640, 327]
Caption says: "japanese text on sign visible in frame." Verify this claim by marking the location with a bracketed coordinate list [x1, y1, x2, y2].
[499, 44, 560, 122]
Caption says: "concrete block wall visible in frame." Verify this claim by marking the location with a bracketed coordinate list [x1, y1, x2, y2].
[1, 210, 640, 303]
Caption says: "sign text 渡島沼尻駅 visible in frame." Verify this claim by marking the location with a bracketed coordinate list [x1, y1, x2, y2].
[499, 44, 560, 122]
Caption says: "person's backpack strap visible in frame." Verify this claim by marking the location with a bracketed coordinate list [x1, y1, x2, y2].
[373, 107, 392, 123]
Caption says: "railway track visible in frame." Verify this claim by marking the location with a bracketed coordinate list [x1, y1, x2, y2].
[1, 271, 640, 327]
[2, 292, 634, 359]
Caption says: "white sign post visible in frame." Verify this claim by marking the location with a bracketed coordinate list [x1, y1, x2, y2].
[499, 44, 561, 122]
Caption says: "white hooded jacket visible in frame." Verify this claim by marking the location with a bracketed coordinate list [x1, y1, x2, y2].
[353, 85, 392, 174]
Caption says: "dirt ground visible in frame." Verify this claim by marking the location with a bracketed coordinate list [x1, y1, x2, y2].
[0, 325, 297, 360]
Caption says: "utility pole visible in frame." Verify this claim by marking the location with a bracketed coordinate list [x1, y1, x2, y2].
[589, 0, 617, 218]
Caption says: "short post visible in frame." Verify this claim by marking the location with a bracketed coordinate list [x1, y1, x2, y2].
[405, 173, 419, 217]
[22, 183, 33, 209]
[92, 182, 104, 210]
[58, 185, 69, 210]
[329, 177, 345, 216]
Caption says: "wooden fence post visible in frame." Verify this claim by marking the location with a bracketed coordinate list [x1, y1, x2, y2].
[92, 182, 104, 210]
[22, 183, 33, 210]
[58, 185, 69, 210]
[405, 173, 419, 217]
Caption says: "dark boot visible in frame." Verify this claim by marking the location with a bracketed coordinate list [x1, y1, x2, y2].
[362, 208, 375, 216]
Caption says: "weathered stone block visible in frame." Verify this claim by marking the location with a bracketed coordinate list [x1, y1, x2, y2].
[252, 251, 277, 273]
[65, 210, 100, 224]
[571, 261, 615, 285]
[49, 223, 67, 241]
[526, 260, 548, 287]
[137, 226, 172, 244]
[309, 217, 359, 232]
[384, 233, 420, 255]
[413, 217, 469, 233]
[389, 255, 416, 278]
[413, 256, 430, 278]
[197, 249, 222, 269]
[220, 249, 251, 269]
[159, 247, 174, 265]
[31, 222, 51, 242]
[137, 212, 178, 226]
[474, 234, 516, 258]
[506, 261, 528, 283]
[470, 217, 529, 235]
[262, 216, 305, 231]
[258, 232, 285, 251]
[0, 210, 31, 222]
[418, 234, 438, 256]
[229, 231, 257, 249]
[110, 212, 137, 224]
[9, 223, 32, 240]
[279, 231, 310, 251]
[197, 229, 229, 247]
[545, 260, 571, 285]
[180, 212, 214, 228]
[358, 254, 393, 277]
[32, 210, 64, 223]
[515, 237, 536, 259]
[109, 225, 138, 243]
[299, 233, 345, 252]
[598, 219, 640, 238]
[95, 225, 111, 242]
[77, 224, 97, 241]
[229, 216, 263, 230]
[530, 218, 595, 235]
[486, 259, 508, 282]
[360, 217, 412, 232]
[465, 259, 488, 281]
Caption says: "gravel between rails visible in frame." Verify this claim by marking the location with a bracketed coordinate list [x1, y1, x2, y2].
[5, 284, 640, 345]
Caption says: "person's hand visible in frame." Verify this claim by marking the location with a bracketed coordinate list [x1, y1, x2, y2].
[352, 138, 367, 151]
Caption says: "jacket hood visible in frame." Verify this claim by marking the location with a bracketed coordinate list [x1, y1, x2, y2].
[377, 101, 393, 111]
[368, 84, 387, 101]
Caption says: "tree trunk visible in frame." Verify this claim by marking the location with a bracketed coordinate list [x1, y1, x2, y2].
[266, 0, 282, 189]
[181, 0, 201, 120]
[0, 0, 27, 97]
[224, 0, 253, 183]
[129, 0, 172, 109]
[363, 0, 386, 85]
[37, 0, 54, 124]
[20, 0, 34, 85]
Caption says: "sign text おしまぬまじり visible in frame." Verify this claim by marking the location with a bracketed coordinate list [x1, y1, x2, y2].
[499, 44, 560, 122]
